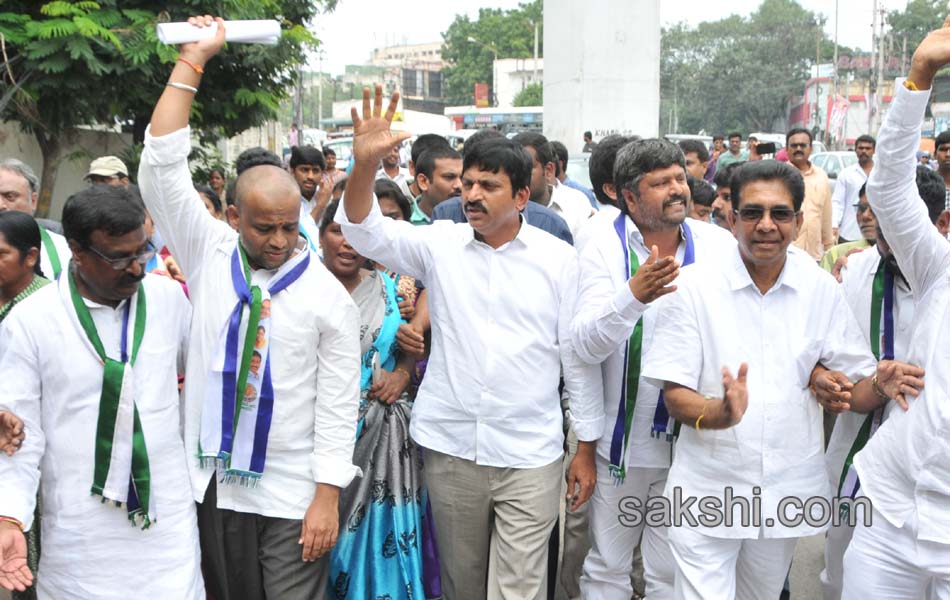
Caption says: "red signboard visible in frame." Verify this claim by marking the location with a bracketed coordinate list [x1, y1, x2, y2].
[474, 82, 490, 107]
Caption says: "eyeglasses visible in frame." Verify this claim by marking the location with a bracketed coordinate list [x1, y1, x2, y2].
[852, 203, 873, 214]
[85, 243, 156, 270]
[788, 143, 810, 150]
[734, 206, 798, 223]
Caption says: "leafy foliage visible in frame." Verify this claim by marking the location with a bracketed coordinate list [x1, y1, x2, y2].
[513, 81, 542, 107]
[659, 0, 838, 135]
[886, 0, 945, 51]
[0, 0, 332, 215]
[441, 0, 541, 105]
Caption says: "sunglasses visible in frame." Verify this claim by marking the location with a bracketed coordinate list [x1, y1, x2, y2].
[734, 206, 798, 223]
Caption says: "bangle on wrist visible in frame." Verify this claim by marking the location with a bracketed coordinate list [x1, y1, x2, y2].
[166, 81, 198, 94]
[696, 396, 713, 430]
[394, 367, 411, 382]
[904, 78, 920, 92]
[177, 56, 205, 74]
[0, 516, 23, 531]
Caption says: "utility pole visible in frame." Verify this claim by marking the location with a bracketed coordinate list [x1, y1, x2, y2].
[869, 0, 878, 135]
[317, 51, 324, 130]
[832, 0, 839, 148]
[873, 3, 886, 135]
[293, 64, 303, 128]
[533, 20, 539, 85]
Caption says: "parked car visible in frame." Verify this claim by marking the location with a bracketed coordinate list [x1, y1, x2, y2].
[811, 151, 857, 193]
[322, 136, 354, 171]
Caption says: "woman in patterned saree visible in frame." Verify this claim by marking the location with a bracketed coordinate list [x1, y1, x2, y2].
[320, 199, 426, 599]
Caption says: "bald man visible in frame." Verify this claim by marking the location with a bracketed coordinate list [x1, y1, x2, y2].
[138, 17, 362, 600]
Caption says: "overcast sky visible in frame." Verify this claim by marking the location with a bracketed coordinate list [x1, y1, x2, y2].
[312, 0, 909, 75]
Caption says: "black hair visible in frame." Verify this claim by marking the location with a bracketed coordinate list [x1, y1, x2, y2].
[785, 127, 813, 146]
[462, 137, 532, 193]
[235, 147, 282, 175]
[935, 130, 950, 151]
[713, 134, 724, 142]
[290, 145, 326, 170]
[62, 184, 145, 248]
[252, 350, 262, 360]
[208, 168, 226, 181]
[678, 139, 709, 163]
[462, 129, 504, 158]
[551, 141, 569, 178]
[858, 182, 867, 199]
[0, 210, 42, 276]
[916, 165, 947, 224]
[319, 199, 340, 236]
[728, 132, 742, 140]
[512, 131, 556, 169]
[729, 160, 805, 212]
[713, 163, 740, 189]
[855, 134, 876, 148]
[411, 133, 452, 165]
[613, 138, 686, 215]
[416, 146, 462, 180]
[374, 179, 412, 221]
[195, 184, 223, 214]
[323, 147, 336, 158]
[688, 177, 716, 207]
[589, 134, 635, 207]
[225, 179, 238, 207]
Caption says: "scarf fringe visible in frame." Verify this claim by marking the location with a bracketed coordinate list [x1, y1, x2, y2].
[219, 471, 262, 488]
[90, 492, 152, 529]
[608, 463, 626, 486]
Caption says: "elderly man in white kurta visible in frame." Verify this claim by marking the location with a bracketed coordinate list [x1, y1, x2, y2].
[0, 186, 203, 598]
[841, 24, 950, 598]
[572, 138, 735, 599]
[138, 18, 360, 600]
[641, 160, 918, 600]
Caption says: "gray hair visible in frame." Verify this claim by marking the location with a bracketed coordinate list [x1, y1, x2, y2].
[0, 159, 39, 194]
[613, 139, 686, 199]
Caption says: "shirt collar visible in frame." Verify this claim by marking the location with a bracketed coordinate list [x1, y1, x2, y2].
[726, 245, 804, 293]
[467, 214, 529, 250]
[410, 195, 432, 225]
[624, 214, 689, 250]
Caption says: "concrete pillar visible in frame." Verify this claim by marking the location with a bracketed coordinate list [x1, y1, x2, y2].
[543, 0, 660, 154]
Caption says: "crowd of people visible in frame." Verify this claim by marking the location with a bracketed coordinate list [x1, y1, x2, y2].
[0, 14, 948, 600]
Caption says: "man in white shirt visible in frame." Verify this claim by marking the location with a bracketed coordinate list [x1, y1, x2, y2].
[818, 166, 946, 600]
[0, 159, 71, 279]
[640, 159, 918, 600]
[0, 186, 203, 598]
[137, 18, 361, 600]
[376, 144, 413, 200]
[831, 135, 876, 242]
[841, 24, 950, 598]
[337, 85, 601, 600]
[514, 131, 595, 238]
[572, 138, 736, 599]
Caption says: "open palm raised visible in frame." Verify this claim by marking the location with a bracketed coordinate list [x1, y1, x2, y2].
[350, 85, 412, 166]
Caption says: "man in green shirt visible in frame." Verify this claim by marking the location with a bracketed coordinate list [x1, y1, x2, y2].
[715, 132, 749, 170]
[409, 146, 462, 226]
[820, 182, 875, 275]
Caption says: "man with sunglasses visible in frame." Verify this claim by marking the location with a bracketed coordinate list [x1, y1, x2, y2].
[787, 128, 835, 260]
[837, 21, 950, 597]
[0, 184, 204, 597]
[640, 160, 922, 599]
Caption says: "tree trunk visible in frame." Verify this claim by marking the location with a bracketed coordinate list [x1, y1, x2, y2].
[33, 130, 62, 219]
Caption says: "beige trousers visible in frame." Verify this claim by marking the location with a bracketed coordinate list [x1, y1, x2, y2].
[424, 449, 562, 600]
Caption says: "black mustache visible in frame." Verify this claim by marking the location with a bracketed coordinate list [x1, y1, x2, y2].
[465, 201, 487, 212]
[118, 273, 145, 286]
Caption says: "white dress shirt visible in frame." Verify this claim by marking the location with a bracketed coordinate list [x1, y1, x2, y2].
[831, 162, 869, 242]
[572, 215, 736, 469]
[642, 247, 876, 539]
[0, 275, 204, 599]
[825, 247, 914, 497]
[139, 125, 361, 520]
[39, 228, 71, 280]
[336, 196, 601, 468]
[375, 166, 414, 200]
[574, 204, 620, 254]
[546, 182, 595, 239]
[855, 84, 950, 545]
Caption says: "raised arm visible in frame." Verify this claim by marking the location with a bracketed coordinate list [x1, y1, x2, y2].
[867, 18, 950, 292]
[139, 16, 232, 275]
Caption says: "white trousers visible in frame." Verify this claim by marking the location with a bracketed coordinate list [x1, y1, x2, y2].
[842, 507, 950, 599]
[579, 458, 674, 599]
[667, 525, 797, 600]
[820, 500, 869, 600]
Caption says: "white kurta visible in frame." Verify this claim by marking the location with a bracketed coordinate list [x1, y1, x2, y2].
[139, 125, 361, 519]
[0, 274, 203, 600]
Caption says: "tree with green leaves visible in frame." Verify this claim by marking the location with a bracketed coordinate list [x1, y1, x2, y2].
[660, 0, 838, 136]
[0, 0, 328, 217]
[441, 0, 541, 106]
[513, 82, 542, 107]
[887, 0, 945, 52]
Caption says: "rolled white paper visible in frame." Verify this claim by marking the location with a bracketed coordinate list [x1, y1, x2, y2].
[157, 20, 281, 46]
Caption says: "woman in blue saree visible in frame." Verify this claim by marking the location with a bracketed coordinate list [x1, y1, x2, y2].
[320, 199, 426, 600]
